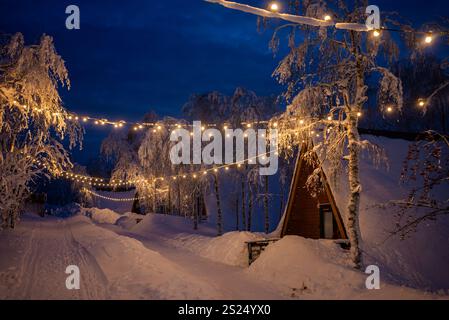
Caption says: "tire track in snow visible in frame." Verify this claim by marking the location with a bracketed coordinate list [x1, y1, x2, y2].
[3, 219, 110, 299]
[63, 220, 110, 299]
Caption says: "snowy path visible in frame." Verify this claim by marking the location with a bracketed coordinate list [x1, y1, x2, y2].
[105, 225, 283, 300]
[0, 218, 109, 299]
[0, 215, 284, 300]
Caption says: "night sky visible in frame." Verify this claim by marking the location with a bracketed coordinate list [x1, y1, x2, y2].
[1, 0, 448, 163]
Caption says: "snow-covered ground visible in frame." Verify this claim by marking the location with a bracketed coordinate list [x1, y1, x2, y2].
[0, 209, 447, 300]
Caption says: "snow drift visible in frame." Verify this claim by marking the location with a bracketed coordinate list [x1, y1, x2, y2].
[249, 236, 447, 299]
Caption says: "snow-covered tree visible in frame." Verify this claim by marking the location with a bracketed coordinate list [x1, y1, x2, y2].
[268, 0, 404, 268]
[0, 33, 82, 228]
[382, 131, 449, 239]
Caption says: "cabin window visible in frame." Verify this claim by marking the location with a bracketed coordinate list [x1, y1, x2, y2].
[319, 204, 334, 239]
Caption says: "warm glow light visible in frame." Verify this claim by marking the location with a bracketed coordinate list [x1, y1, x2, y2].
[269, 2, 279, 12]
[223, 125, 228, 130]
[373, 30, 381, 37]
[247, 123, 252, 128]
[387, 107, 393, 113]
[425, 35, 433, 44]
[299, 119, 304, 125]
[357, 112, 362, 117]
[273, 122, 278, 128]
[324, 15, 332, 21]
[327, 116, 332, 121]
[418, 99, 426, 107]
[83, 117, 88, 122]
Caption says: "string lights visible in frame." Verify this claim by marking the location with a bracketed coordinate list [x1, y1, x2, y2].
[33, 150, 280, 188]
[83, 188, 166, 202]
[208, 0, 449, 42]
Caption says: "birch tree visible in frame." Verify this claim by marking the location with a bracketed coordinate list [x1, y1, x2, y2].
[0, 33, 82, 228]
[269, 0, 403, 268]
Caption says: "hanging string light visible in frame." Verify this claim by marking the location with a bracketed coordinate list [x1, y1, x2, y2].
[33, 150, 279, 188]
[269, 2, 279, 12]
[83, 188, 168, 202]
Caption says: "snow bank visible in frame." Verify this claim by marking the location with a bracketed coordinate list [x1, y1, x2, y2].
[82, 207, 123, 224]
[124, 213, 261, 267]
[45, 203, 82, 217]
[128, 213, 215, 237]
[169, 232, 261, 267]
[249, 236, 447, 299]
[115, 213, 144, 229]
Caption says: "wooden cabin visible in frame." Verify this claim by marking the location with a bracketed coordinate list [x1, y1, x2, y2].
[281, 143, 347, 240]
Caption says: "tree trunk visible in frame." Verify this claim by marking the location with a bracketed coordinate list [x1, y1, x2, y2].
[241, 178, 246, 231]
[168, 185, 171, 215]
[347, 114, 362, 268]
[264, 175, 269, 234]
[247, 184, 253, 232]
[177, 182, 181, 216]
[193, 193, 198, 230]
[235, 197, 239, 231]
[152, 181, 157, 213]
[214, 173, 223, 236]
[345, 46, 365, 269]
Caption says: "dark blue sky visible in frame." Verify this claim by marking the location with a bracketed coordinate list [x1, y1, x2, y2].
[1, 0, 448, 163]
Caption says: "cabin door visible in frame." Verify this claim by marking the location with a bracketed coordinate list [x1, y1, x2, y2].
[319, 204, 334, 239]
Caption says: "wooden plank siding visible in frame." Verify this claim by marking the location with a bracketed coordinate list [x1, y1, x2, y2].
[281, 142, 347, 240]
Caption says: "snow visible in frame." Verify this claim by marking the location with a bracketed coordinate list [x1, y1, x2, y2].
[275, 135, 449, 291]
[249, 236, 448, 299]
[1, 208, 448, 299]
[0, 214, 281, 299]
[82, 207, 123, 224]
[206, 0, 368, 30]
[205, 0, 334, 27]
[168, 232, 261, 267]
[122, 213, 262, 267]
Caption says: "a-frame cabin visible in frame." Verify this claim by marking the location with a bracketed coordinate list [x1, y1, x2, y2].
[281, 142, 348, 240]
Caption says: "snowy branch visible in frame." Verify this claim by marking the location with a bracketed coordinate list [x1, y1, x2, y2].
[205, 0, 368, 31]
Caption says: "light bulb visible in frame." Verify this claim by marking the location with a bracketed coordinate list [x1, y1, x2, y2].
[269, 2, 279, 12]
